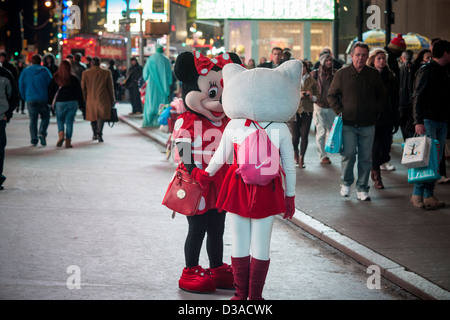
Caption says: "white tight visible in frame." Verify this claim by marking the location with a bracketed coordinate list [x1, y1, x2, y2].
[229, 213, 274, 261]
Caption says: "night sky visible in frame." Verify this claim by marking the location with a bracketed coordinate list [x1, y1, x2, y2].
[1, 0, 57, 57]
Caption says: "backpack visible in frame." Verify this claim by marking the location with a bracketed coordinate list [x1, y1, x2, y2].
[235, 120, 280, 186]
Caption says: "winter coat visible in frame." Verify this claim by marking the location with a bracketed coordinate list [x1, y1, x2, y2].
[327, 64, 386, 127]
[297, 74, 319, 114]
[375, 66, 400, 128]
[81, 66, 115, 121]
[310, 66, 334, 108]
[0, 74, 12, 120]
[412, 59, 450, 125]
[18, 64, 52, 102]
[48, 75, 85, 109]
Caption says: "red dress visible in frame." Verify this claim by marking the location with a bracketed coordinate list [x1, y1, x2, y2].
[172, 112, 229, 215]
[215, 144, 286, 219]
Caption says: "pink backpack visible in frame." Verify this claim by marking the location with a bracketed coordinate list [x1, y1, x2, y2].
[235, 120, 280, 186]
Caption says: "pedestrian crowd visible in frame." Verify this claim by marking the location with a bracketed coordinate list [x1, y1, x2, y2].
[249, 35, 449, 210]
[1, 36, 450, 209]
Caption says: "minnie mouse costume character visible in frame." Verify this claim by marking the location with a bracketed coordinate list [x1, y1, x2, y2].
[172, 51, 242, 294]
[204, 60, 303, 299]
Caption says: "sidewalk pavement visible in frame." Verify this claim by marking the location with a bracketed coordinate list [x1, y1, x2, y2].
[117, 101, 450, 300]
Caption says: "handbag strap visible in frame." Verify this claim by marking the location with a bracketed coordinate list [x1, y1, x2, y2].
[51, 86, 62, 109]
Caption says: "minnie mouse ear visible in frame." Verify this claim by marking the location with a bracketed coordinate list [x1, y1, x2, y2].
[174, 51, 198, 83]
[227, 52, 243, 65]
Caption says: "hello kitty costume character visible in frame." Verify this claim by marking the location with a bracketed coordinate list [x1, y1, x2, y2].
[204, 60, 302, 300]
[171, 51, 243, 294]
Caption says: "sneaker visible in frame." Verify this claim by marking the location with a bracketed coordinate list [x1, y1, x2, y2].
[380, 162, 395, 171]
[340, 185, 350, 197]
[357, 191, 371, 201]
[179, 265, 216, 294]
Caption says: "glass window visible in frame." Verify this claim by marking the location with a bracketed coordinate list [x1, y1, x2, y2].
[310, 22, 332, 63]
[229, 21, 252, 63]
[259, 22, 303, 61]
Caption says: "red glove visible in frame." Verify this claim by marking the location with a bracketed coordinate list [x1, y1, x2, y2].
[283, 196, 295, 220]
[191, 167, 212, 190]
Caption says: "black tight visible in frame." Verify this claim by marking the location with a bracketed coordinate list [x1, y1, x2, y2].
[184, 209, 226, 269]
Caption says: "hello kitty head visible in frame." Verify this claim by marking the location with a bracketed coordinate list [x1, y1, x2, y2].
[221, 60, 303, 122]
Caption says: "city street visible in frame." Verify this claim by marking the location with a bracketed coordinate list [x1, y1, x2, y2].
[0, 108, 418, 300]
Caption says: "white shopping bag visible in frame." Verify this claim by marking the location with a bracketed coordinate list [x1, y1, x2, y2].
[401, 136, 431, 169]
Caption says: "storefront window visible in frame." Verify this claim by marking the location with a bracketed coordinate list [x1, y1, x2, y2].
[229, 21, 252, 64]
[310, 22, 332, 63]
[259, 22, 303, 62]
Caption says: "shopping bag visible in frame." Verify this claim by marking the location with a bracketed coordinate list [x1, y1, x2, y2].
[401, 135, 431, 169]
[325, 114, 343, 154]
[407, 139, 440, 183]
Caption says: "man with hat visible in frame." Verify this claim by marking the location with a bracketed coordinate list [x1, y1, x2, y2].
[386, 33, 407, 79]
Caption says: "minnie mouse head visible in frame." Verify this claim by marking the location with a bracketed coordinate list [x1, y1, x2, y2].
[174, 51, 242, 122]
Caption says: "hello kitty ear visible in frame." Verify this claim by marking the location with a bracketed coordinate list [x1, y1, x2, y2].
[222, 63, 247, 82]
[276, 60, 303, 90]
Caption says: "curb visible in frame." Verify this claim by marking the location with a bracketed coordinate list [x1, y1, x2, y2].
[119, 115, 450, 300]
[289, 209, 450, 300]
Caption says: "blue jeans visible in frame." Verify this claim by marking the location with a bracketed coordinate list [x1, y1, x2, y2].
[412, 119, 448, 198]
[340, 125, 375, 192]
[27, 101, 50, 145]
[55, 101, 78, 139]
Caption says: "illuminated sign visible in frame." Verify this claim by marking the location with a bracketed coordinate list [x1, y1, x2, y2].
[106, 0, 168, 32]
[197, 0, 334, 20]
[172, 0, 191, 7]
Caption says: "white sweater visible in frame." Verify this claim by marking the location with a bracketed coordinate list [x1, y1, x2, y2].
[205, 119, 296, 197]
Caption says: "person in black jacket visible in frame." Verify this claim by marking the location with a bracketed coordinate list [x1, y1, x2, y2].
[367, 48, 400, 189]
[125, 57, 143, 114]
[48, 60, 85, 148]
[399, 50, 414, 140]
[410, 40, 450, 210]
[0, 64, 20, 190]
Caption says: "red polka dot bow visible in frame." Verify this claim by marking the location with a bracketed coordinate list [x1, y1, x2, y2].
[194, 51, 235, 76]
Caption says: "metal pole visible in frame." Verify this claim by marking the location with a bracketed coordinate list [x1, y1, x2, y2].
[357, 0, 363, 42]
[166, 0, 171, 58]
[385, 0, 393, 45]
[139, 2, 144, 64]
[333, 0, 339, 57]
[125, 0, 131, 71]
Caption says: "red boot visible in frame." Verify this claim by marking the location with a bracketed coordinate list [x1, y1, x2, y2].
[249, 258, 270, 300]
[179, 265, 216, 293]
[230, 256, 250, 300]
[208, 263, 235, 290]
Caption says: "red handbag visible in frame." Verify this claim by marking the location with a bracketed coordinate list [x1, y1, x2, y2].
[162, 168, 203, 218]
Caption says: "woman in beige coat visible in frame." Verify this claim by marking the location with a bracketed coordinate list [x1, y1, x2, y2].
[81, 57, 115, 142]
[289, 61, 319, 168]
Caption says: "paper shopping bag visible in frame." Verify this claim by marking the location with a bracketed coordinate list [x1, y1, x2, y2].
[325, 115, 343, 154]
[407, 139, 440, 183]
[401, 136, 431, 169]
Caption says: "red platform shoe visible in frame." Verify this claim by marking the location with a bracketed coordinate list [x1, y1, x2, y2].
[208, 263, 235, 290]
[179, 265, 216, 294]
